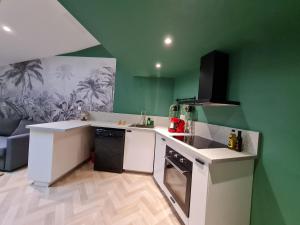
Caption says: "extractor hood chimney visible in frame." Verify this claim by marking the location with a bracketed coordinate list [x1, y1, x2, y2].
[176, 50, 240, 106]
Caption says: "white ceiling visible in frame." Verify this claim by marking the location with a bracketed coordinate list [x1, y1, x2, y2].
[0, 0, 100, 66]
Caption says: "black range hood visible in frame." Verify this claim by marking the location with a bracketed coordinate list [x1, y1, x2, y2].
[177, 50, 240, 106]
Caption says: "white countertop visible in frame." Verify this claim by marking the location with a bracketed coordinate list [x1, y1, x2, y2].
[27, 120, 256, 164]
[26, 120, 91, 132]
[154, 127, 256, 164]
[27, 120, 155, 132]
[90, 121, 155, 131]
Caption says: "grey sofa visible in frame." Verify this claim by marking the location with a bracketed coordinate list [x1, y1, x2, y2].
[0, 119, 36, 171]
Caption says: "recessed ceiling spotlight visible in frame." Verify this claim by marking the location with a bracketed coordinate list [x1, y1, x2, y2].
[155, 63, 161, 69]
[164, 36, 173, 46]
[2, 25, 12, 33]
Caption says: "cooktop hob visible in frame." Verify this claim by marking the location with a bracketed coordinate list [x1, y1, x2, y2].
[173, 135, 227, 149]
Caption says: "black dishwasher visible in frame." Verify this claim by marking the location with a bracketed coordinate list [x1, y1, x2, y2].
[94, 128, 125, 173]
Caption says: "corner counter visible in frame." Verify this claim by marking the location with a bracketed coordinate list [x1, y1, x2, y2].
[27, 120, 258, 186]
[27, 121, 93, 187]
[27, 120, 91, 132]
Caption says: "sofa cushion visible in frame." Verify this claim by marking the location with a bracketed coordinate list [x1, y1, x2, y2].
[11, 119, 37, 136]
[0, 136, 7, 158]
[0, 119, 21, 136]
[0, 148, 5, 158]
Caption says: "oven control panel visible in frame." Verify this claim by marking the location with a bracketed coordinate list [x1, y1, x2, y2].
[165, 146, 193, 170]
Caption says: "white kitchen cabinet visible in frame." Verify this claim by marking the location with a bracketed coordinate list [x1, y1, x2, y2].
[123, 129, 155, 173]
[189, 159, 209, 225]
[189, 159, 254, 225]
[153, 133, 167, 187]
[28, 126, 92, 187]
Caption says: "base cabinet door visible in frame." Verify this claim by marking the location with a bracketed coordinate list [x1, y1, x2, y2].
[123, 129, 155, 173]
[153, 133, 167, 187]
[189, 158, 209, 225]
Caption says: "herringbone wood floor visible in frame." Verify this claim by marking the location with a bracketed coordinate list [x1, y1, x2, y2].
[0, 163, 181, 225]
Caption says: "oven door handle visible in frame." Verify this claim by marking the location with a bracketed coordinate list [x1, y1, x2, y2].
[165, 157, 191, 175]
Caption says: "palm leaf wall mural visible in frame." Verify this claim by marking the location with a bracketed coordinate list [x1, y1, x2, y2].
[0, 59, 44, 95]
[100, 66, 116, 101]
[77, 77, 107, 107]
[0, 78, 7, 97]
[0, 56, 116, 122]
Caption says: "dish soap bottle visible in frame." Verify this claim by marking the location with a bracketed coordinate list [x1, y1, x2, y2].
[228, 129, 237, 150]
[147, 118, 151, 126]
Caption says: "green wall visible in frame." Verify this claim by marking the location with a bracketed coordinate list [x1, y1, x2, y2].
[115, 75, 174, 116]
[174, 37, 300, 225]
[65, 46, 174, 116]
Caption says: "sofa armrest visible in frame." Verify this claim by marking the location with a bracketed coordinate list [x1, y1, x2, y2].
[5, 133, 30, 171]
[7, 133, 29, 140]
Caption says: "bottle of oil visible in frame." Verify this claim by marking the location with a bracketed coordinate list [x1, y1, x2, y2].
[236, 130, 243, 152]
[228, 129, 237, 150]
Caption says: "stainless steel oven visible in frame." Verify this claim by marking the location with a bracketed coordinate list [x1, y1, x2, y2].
[163, 145, 193, 217]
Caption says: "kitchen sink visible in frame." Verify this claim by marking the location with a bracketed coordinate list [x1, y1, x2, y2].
[129, 124, 154, 128]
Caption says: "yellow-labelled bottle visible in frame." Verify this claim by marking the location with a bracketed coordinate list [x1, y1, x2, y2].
[228, 129, 237, 150]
